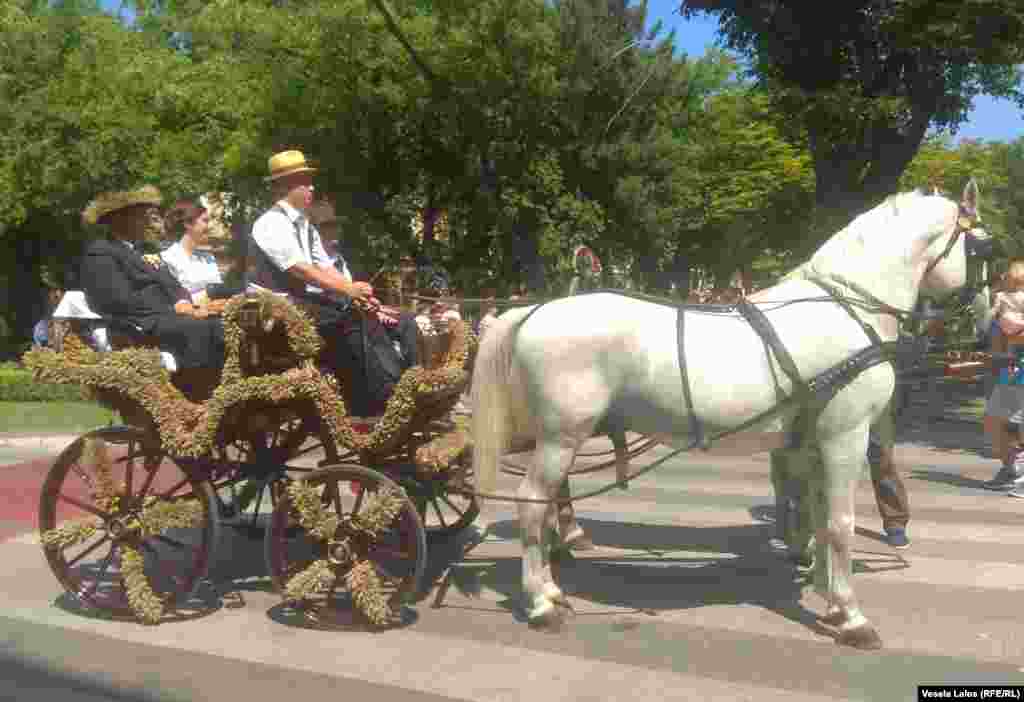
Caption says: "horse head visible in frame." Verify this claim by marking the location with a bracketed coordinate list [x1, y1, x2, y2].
[806, 178, 981, 313]
[919, 178, 981, 299]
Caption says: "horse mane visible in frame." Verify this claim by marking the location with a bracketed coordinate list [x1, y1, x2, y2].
[790, 190, 949, 310]
[810, 192, 919, 267]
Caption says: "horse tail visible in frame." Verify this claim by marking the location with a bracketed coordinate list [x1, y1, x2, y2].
[471, 306, 533, 496]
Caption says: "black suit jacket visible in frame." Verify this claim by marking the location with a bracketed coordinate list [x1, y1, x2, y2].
[80, 238, 191, 333]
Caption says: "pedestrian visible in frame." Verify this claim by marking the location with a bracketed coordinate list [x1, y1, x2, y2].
[983, 261, 1024, 490]
[32, 287, 65, 348]
[868, 398, 911, 548]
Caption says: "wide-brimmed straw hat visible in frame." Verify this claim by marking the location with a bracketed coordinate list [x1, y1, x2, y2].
[266, 150, 317, 182]
[82, 186, 163, 226]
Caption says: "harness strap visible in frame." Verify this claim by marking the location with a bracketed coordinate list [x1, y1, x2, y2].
[799, 276, 900, 447]
[676, 306, 707, 450]
[808, 277, 884, 347]
[734, 298, 811, 402]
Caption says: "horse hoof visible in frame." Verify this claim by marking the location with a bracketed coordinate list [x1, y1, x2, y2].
[837, 625, 883, 650]
[551, 594, 576, 613]
[567, 534, 597, 551]
[542, 582, 565, 601]
[527, 601, 569, 632]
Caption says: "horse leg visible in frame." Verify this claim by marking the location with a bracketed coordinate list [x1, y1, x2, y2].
[554, 480, 596, 551]
[520, 434, 578, 625]
[815, 431, 883, 650]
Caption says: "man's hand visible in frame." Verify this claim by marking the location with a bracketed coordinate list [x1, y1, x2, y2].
[347, 281, 374, 301]
[204, 299, 229, 316]
[174, 300, 211, 319]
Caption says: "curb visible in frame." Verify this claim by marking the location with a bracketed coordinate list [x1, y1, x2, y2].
[0, 435, 79, 452]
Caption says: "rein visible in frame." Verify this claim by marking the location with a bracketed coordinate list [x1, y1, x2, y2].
[454, 204, 981, 508]
[455, 284, 904, 507]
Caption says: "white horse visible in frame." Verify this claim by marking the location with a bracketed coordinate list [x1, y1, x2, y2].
[471, 181, 979, 649]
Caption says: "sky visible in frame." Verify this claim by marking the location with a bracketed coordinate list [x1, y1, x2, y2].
[98, 0, 1023, 144]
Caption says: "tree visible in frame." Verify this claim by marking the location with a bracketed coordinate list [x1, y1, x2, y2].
[900, 135, 1023, 255]
[165, 0, 710, 295]
[672, 88, 814, 287]
[680, 0, 1024, 253]
[0, 1, 246, 353]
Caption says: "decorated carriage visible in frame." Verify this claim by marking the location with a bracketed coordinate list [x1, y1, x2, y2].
[22, 290, 479, 628]
[18, 178, 993, 653]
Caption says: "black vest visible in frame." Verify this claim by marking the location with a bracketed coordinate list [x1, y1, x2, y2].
[248, 205, 308, 296]
[247, 205, 352, 316]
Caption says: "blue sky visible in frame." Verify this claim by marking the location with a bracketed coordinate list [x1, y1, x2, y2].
[99, 0, 1022, 143]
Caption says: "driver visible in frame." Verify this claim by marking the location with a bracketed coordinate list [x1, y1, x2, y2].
[247, 150, 419, 415]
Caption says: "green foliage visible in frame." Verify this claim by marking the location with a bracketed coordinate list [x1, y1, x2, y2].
[900, 134, 1024, 256]
[673, 88, 815, 283]
[680, 0, 1024, 251]
[0, 366, 89, 401]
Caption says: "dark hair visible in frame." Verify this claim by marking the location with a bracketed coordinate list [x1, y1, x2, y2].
[164, 199, 207, 239]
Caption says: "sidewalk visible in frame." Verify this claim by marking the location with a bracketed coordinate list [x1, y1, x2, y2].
[0, 434, 79, 468]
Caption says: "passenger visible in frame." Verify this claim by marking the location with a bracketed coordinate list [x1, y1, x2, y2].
[32, 287, 64, 349]
[79, 186, 225, 371]
[160, 198, 240, 309]
[247, 150, 419, 416]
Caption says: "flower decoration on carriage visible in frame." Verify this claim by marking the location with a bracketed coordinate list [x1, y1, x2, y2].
[38, 436, 207, 624]
[21, 287, 477, 627]
[282, 479, 410, 626]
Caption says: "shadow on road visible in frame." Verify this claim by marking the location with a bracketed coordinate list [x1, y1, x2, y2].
[444, 517, 863, 641]
[907, 468, 995, 490]
[0, 650, 177, 702]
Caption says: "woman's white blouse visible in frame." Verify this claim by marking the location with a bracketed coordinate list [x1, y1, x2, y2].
[160, 241, 223, 304]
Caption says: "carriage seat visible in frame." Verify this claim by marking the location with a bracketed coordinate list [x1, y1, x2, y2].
[52, 291, 180, 372]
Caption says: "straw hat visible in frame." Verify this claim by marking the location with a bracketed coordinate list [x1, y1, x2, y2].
[266, 150, 317, 182]
[82, 186, 163, 226]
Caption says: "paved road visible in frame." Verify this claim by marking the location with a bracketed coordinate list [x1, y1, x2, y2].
[2, 425, 1023, 702]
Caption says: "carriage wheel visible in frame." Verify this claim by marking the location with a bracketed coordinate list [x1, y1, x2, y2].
[408, 462, 480, 542]
[210, 408, 327, 535]
[38, 426, 219, 623]
[265, 464, 427, 629]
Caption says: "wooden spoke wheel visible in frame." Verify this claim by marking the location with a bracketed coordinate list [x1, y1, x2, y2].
[407, 465, 480, 542]
[210, 405, 326, 535]
[265, 464, 427, 630]
[38, 426, 219, 623]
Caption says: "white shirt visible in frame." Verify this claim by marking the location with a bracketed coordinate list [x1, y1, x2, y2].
[160, 241, 223, 304]
[249, 200, 333, 295]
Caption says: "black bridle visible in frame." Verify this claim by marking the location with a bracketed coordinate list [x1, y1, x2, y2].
[922, 203, 981, 279]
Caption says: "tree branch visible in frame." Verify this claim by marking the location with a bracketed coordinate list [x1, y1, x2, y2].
[366, 0, 446, 95]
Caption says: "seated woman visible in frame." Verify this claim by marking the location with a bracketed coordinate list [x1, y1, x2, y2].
[79, 186, 224, 372]
[160, 198, 243, 311]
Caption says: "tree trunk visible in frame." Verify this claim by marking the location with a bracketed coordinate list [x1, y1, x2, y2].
[799, 109, 932, 258]
[422, 206, 438, 245]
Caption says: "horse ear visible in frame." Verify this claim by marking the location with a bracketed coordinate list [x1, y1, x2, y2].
[962, 178, 980, 216]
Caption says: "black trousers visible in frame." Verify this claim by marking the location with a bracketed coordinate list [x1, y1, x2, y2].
[147, 314, 225, 371]
[316, 308, 419, 417]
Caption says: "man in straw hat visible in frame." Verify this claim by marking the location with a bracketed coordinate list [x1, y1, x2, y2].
[79, 186, 225, 370]
[248, 150, 418, 415]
